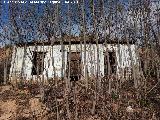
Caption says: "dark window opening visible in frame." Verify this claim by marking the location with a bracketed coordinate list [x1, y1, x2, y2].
[67, 52, 81, 81]
[104, 51, 116, 75]
[32, 52, 46, 75]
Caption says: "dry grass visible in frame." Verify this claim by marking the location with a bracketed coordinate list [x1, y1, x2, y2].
[0, 76, 160, 120]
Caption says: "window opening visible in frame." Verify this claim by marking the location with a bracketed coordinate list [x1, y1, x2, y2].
[104, 51, 116, 75]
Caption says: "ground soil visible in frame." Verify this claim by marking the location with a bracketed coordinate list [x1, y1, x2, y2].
[0, 78, 159, 120]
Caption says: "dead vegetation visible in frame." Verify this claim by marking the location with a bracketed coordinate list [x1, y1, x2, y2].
[0, 47, 12, 84]
[0, 0, 160, 120]
[0, 74, 159, 120]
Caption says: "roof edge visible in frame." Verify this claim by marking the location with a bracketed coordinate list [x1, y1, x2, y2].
[16, 40, 136, 47]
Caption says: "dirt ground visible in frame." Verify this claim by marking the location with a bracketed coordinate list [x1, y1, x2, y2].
[0, 85, 47, 120]
[0, 85, 102, 120]
[0, 79, 159, 120]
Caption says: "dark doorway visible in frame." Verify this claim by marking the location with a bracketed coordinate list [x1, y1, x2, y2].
[67, 52, 81, 81]
[32, 52, 46, 75]
[104, 51, 116, 75]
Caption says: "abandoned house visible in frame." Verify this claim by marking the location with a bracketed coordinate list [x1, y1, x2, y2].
[9, 36, 138, 82]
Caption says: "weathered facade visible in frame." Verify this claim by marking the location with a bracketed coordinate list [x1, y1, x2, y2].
[9, 41, 138, 82]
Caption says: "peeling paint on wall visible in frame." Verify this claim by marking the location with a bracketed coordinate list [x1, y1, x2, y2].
[9, 44, 138, 81]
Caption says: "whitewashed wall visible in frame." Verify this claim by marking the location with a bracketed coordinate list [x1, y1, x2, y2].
[9, 44, 138, 81]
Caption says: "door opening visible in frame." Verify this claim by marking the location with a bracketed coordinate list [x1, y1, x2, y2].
[67, 52, 81, 81]
[32, 52, 46, 75]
